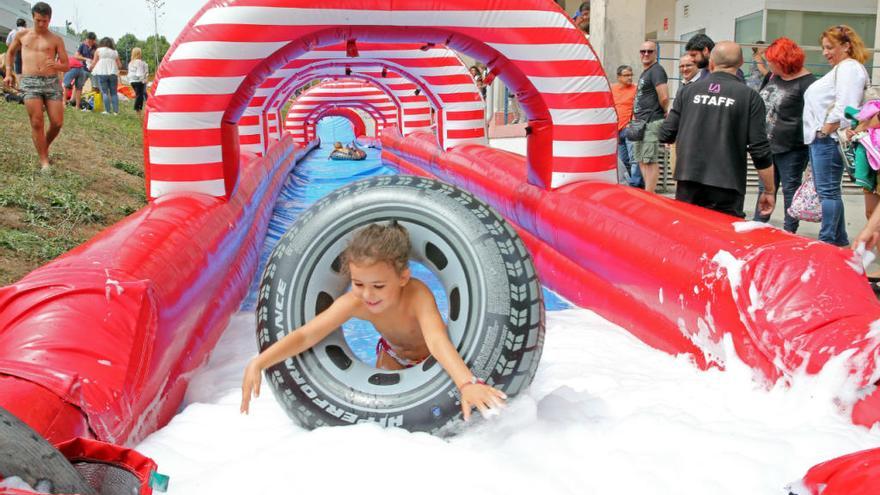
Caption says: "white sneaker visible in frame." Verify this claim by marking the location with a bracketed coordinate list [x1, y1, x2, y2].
[81, 108, 89, 112]
[101, 111, 109, 115]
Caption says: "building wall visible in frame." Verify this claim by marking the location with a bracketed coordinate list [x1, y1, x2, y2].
[674, 0, 766, 41]
[767, 0, 875, 14]
[675, 0, 876, 41]
[593, 0, 649, 81]
[0, 0, 30, 43]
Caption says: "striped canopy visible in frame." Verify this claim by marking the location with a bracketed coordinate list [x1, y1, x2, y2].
[145, 0, 616, 199]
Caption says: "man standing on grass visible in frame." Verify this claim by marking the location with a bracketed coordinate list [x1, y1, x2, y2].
[4, 2, 68, 172]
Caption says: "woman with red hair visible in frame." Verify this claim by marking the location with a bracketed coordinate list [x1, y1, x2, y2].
[752, 37, 816, 233]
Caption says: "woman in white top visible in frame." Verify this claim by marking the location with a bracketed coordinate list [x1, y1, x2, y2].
[90, 37, 122, 115]
[802, 25, 869, 246]
[127, 47, 149, 117]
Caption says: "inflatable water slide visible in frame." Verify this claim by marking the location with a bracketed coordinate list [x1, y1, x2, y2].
[0, 1, 878, 493]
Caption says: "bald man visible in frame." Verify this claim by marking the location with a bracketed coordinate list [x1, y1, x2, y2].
[658, 41, 776, 218]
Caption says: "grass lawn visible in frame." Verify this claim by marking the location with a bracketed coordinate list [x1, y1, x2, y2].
[0, 100, 147, 285]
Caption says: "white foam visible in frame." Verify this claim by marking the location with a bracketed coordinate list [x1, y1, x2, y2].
[732, 221, 775, 233]
[711, 250, 746, 293]
[136, 309, 880, 495]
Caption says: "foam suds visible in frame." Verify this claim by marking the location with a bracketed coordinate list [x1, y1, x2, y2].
[732, 221, 775, 233]
[136, 309, 880, 495]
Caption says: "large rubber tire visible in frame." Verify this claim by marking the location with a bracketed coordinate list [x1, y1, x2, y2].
[0, 407, 96, 495]
[256, 175, 545, 434]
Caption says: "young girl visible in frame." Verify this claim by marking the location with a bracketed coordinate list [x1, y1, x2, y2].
[241, 222, 507, 421]
[127, 47, 148, 117]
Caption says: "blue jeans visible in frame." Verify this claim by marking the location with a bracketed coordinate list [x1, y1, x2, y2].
[618, 130, 645, 188]
[810, 136, 848, 246]
[96, 74, 119, 113]
[753, 147, 810, 233]
[617, 130, 633, 184]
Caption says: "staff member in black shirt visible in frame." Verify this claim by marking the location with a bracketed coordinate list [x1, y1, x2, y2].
[659, 41, 776, 218]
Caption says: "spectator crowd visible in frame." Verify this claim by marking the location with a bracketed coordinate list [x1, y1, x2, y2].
[612, 26, 880, 256]
[2, 2, 153, 173]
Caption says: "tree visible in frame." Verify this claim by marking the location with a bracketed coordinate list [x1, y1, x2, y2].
[116, 33, 141, 67]
[142, 35, 170, 73]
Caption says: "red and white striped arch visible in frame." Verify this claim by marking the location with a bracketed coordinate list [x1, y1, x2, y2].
[146, 0, 616, 199]
[284, 80, 398, 146]
[245, 42, 480, 154]
[303, 103, 387, 144]
[285, 81, 394, 144]
[309, 107, 368, 139]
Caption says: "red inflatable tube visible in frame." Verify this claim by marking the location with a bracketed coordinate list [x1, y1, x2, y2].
[380, 129, 880, 426]
[792, 447, 880, 495]
[0, 136, 314, 448]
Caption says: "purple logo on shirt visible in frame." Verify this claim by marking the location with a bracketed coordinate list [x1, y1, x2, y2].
[709, 83, 721, 94]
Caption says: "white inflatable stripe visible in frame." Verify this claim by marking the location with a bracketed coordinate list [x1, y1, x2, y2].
[549, 108, 617, 126]
[551, 169, 617, 188]
[254, 87, 278, 97]
[528, 76, 609, 94]
[297, 49, 452, 60]
[147, 111, 224, 130]
[149, 145, 223, 165]
[196, 7, 571, 29]
[150, 179, 226, 198]
[300, 95, 391, 102]
[432, 83, 482, 94]
[155, 76, 245, 96]
[170, 41, 288, 61]
[553, 139, 617, 158]
[444, 119, 487, 130]
[238, 125, 263, 135]
[401, 101, 432, 109]
[487, 43, 595, 62]
[446, 101, 486, 112]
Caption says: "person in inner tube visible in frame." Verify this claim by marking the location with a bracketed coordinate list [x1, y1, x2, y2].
[241, 222, 507, 421]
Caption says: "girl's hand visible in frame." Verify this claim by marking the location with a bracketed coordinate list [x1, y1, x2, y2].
[820, 123, 839, 137]
[854, 229, 880, 252]
[240, 359, 263, 414]
[460, 382, 507, 421]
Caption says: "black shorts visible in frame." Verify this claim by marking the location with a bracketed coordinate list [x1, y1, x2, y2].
[14, 52, 22, 74]
[675, 180, 745, 218]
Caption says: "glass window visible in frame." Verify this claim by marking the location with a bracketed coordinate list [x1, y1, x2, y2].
[736, 11, 765, 83]
[735, 11, 764, 45]
[766, 10, 876, 76]
[679, 28, 706, 55]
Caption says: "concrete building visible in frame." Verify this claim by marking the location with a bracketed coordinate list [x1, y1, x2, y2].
[588, 0, 880, 94]
[0, 0, 30, 44]
[1, 0, 80, 54]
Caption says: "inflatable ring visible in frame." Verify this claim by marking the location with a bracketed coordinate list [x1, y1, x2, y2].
[256, 175, 545, 433]
[0, 406, 96, 495]
[329, 149, 367, 161]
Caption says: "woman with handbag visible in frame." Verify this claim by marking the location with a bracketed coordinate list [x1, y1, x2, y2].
[752, 38, 816, 233]
[802, 25, 869, 246]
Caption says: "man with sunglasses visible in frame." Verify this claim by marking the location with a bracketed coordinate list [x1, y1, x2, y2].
[630, 41, 669, 193]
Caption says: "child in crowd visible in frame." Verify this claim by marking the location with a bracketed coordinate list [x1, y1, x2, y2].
[240, 222, 507, 421]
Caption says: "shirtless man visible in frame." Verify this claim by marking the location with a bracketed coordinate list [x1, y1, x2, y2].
[4, 3, 69, 172]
